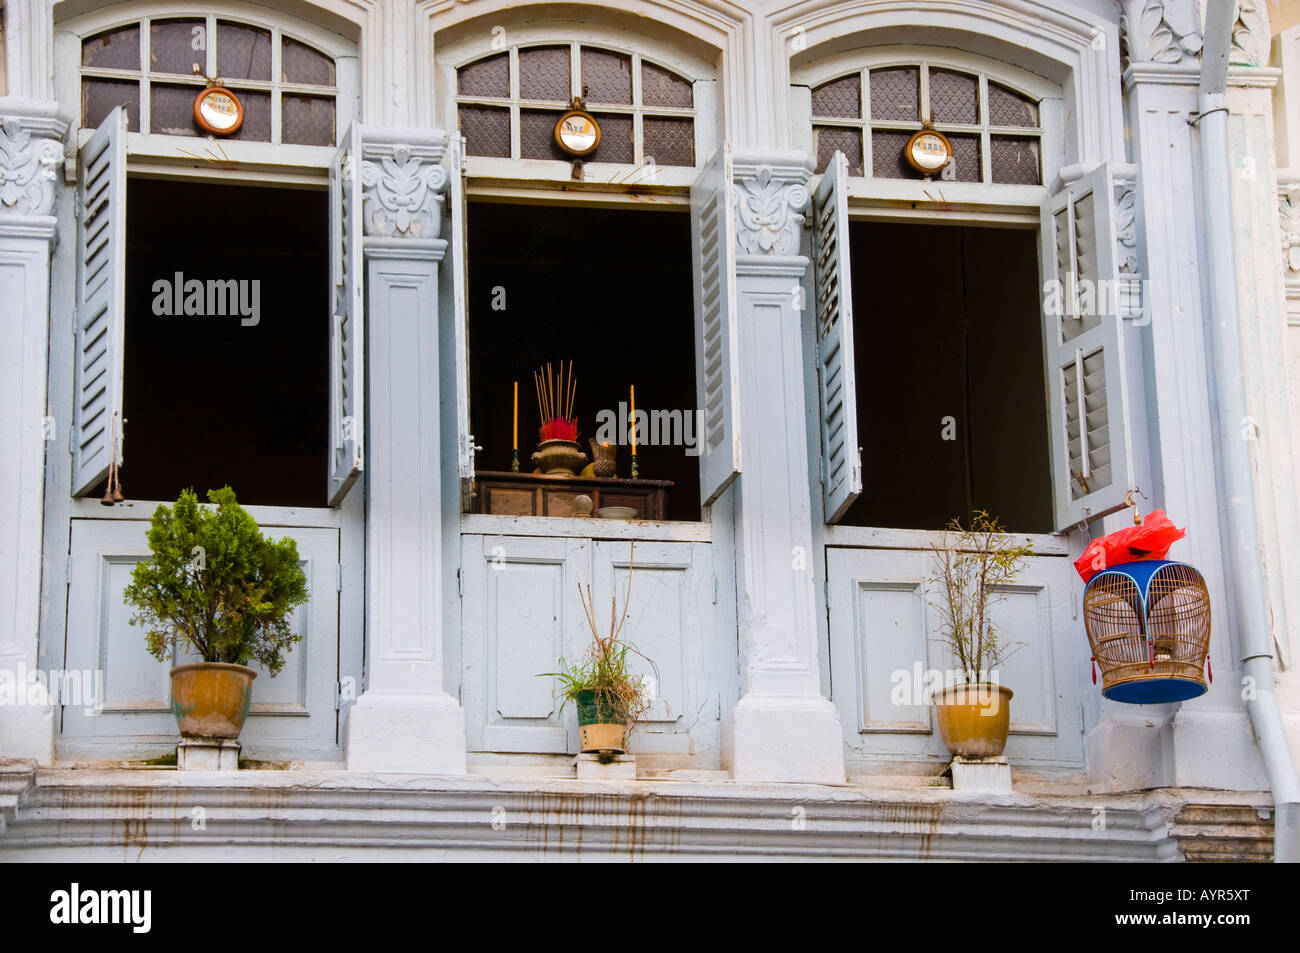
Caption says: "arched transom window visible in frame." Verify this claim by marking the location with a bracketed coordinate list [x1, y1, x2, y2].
[456, 43, 697, 167]
[80, 15, 339, 145]
[811, 62, 1042, 185]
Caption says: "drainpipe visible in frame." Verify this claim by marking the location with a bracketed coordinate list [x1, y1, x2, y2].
[1198, 0, 1300, 863]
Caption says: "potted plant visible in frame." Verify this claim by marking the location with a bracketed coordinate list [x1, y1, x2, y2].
[544, 546, 658, 755]
[123, 487, 309, 743]
[928, 509, 1032, 759]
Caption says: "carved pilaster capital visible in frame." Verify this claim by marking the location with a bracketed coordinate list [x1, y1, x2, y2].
[1119, 0, 1204, 68]
[1228, 0, 1271, 67]
[732, 152, 813, 257]
[357, 127, 449, 239]
[0, 100, 70, 220]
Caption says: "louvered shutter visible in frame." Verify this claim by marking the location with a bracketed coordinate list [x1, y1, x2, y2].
[1041, 162, 1134, 529]
[445, 133, 476, 500]
[72, 107, 128, 497]
[327, 123, 364, 505]
[812, 151, 862, 523]
[690, 145, 741, 507]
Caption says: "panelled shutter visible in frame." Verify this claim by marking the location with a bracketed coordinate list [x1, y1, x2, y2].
[812, 151, 862, 523]
[72, 107, 128, 497]
[1040, 162, 1134, 530]
[690, 145, 742, 507]
[327, 123, 364, 506]
[445, 132, 476, 503]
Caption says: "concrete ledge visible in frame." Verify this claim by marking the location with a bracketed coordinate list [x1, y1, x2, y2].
[0, 767, 1272, 861]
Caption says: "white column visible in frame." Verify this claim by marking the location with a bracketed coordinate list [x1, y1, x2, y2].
[0, 100, 67, 764]
[1089, 60, 1268, 791]
[721, 150, 845, 784]
[345, 128, 467, 774]
[1224, 69, 1300, 772]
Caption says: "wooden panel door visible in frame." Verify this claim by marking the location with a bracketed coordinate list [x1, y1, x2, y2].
[826, 546, 1083, 770]
[591, 540, 717, 757]
[460, 534, 591, 752]
[60, 518, 342, 761]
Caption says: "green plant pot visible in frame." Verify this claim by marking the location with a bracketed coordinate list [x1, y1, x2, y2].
[575, 689, 627, 753]
[575, 689, 622, 726]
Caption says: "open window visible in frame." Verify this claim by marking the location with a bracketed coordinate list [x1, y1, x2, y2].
[809, 150, 1134, 534]
[441, 135, 706, 522]
[71, 105, 361, 508]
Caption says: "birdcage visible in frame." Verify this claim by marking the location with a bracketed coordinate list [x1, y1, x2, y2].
[1083, 560, 1211, 704]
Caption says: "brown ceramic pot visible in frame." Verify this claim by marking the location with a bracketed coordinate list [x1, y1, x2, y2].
[933, 682, 1013, 758]
[170, 662, 257, 739]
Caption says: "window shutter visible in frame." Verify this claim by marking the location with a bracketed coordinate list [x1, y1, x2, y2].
[812, 151, 862, 523]
[690, 144, 741, 507]
[327, 123, 364, 505]
[72, 107, 128, 497]
[1041, 162, 1134, 530]
[445, 133, 475, 494]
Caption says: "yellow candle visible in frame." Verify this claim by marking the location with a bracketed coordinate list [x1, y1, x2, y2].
[512, 381, 518, 449]
[630, 384, 637, 455]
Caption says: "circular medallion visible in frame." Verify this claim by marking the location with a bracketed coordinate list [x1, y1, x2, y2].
[904, 129, 953, 175]
[193, 87, 245, 136]
[554, 110, 601, 157]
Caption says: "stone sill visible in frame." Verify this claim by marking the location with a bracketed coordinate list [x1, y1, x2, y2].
[0, 762, 1276, 861]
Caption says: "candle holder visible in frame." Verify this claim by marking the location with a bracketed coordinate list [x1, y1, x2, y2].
[510, 448, 520, 473]
[630, 455, 639, 479]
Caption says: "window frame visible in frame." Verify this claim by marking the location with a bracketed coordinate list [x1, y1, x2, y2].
[437, 25, 717, 192]
[56, 1, 358, 178]
[793, 46, 1062, 214]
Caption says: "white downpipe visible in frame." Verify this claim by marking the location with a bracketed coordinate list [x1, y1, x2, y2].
[1198, 0, 1300, 863]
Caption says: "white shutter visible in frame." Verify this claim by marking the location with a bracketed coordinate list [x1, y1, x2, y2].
[1041, 162, 1134, 530]
[72, 107, 128, 497]
[445, 133, 475, 491]
[812, 151, 862, 523]
[690, 144, 741, 507]
[327, 124, 364, 506]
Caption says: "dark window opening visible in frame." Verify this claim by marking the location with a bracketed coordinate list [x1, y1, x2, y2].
[468, 201, 701, 522]
[839, 221, 1052, 533]
[114, 178, 329, 508]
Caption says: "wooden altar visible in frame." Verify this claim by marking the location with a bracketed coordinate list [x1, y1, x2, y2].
[472, 471, 673, 519]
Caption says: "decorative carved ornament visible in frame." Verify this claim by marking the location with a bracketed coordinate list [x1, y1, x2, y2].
[1119, 0, 1203, 67]
[1278, 184, 1300, 278]
[1119, 1, 1271, 68]
[733, 166, 810, 256]
[0, 117, 63, 218]
[1229, 0, 1270, 67]
[1114, 177, 1139, 276]
[360, 143, 448, 238]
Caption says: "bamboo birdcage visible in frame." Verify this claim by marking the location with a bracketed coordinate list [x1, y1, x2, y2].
[1083, 560, 1211, 704]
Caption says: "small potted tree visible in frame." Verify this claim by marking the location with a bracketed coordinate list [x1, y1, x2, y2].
[123, 487, 309, 744]
[928, 510, 1032, 758]
[545, 547, 658, 756]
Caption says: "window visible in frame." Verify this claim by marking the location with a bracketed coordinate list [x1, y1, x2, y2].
[80, 16, 337, 145]
[810, 63, 1042, 185]
[456, 43, 697, 167]
[465, 202, 702, 521]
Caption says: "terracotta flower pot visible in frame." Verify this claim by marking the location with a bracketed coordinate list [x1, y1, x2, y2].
[933, 682, 1013, 758]
[576, 689, 628, 753]
[170, 662, 257, 739]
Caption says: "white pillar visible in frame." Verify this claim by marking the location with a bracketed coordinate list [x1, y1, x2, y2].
[345, 128, 467, 774]
[722, 149, 845, 785]
[0, 100, 67, 764]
